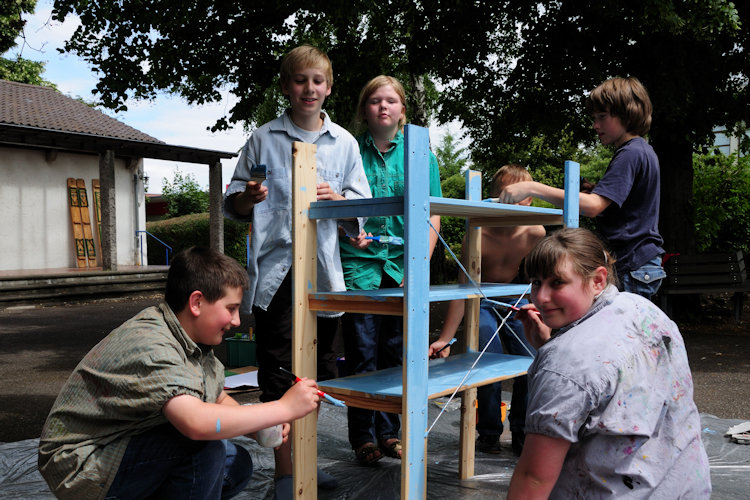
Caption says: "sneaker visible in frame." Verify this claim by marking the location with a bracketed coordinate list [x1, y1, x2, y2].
[511, 431, 525, 456]
[477, 435, 502, 454]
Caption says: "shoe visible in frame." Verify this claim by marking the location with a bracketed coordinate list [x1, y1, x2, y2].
[318, 468, 338, 489]
[511, 431, 525, 456]
[477, 435, 502, 454]
[378, 438, 402, 459]
[273, 475, 293, 500]
[355, 442, 383, 466]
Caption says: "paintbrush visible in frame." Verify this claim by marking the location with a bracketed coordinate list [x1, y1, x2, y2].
[435, 337, 457, 355]
[278, 366, 346, 407]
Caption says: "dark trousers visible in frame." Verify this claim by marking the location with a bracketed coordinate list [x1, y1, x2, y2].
[253, 272, 339, 402]
[106, 423, 251, 500]
[342, 276, 403, 449]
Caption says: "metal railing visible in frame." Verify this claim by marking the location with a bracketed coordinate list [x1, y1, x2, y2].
[136, 230, 172, 266]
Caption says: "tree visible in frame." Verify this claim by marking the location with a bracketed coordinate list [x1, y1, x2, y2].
[50, 1, 518, 130]
[52, 1, 750, 253]
[161, 168, 210, 218]
[1, 0, 54, 85]
[440, 1, 750, 253]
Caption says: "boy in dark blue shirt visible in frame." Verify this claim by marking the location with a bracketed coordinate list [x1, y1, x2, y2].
[499, 76, 665, 299]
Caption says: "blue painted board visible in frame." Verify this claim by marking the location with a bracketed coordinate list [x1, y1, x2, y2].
[308, 283, 532, 304]
[318, 352, 532, 399]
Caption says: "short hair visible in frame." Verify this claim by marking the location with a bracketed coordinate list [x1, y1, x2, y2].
[586, 77, 652, 137]
[524, 228, 617, 286]
[165, 247, 249, 313]
[279, 45, 333, 88]
[490, 164, 532, 197]
[355, 75, 408, 132]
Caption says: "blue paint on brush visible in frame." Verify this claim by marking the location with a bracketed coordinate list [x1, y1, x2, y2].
[365, 235, 404, 245]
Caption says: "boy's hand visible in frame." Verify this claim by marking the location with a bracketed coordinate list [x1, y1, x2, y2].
[243, 181, 268, 204]
[498, 181, 534, 204]
[280, 377, 320, 420]
[347, 229, 373, 249]
[516, 305, 551, 349]
[278, 422, 291, 448]
[429, 340, 451, 359]
[317, 182, 345, 201]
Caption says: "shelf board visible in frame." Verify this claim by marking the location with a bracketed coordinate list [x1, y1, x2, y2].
[308, 196, 563, 226]
[308, 283, 532, 315]
[318, 352, 533, 413]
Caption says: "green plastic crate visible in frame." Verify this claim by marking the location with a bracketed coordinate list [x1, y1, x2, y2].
[225, 337, 257, 368]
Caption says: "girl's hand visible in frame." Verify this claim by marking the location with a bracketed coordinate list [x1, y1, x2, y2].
[516, 304, 551, 349]
[347, 230, 373, 249]
[428, 340, 450, 359]
[317, 182, 345, 201]
[279, 377, 320, 420]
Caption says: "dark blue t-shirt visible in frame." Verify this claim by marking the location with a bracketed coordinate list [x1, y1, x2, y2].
[592, 137, 664, 276]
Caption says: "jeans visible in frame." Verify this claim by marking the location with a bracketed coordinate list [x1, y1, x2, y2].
[476, 298, 536, 438]
[105, 423, 252, 500]
[342, 311, 403, 449]
[619, 255, 666, 301]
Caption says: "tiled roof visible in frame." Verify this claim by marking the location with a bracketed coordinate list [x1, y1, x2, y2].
[0, 79, 164, 144]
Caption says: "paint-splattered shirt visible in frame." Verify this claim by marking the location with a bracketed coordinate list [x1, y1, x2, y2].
[37, 303, 225, 500]
[526, 285, 711, 498]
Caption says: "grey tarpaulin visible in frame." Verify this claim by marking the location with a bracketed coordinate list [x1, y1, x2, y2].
[2, 402, 748, 499]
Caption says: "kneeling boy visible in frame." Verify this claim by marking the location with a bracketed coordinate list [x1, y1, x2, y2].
[38, 247, 320, 499]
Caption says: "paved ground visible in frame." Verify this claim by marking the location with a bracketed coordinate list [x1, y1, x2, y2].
[1, 292, 748, 443]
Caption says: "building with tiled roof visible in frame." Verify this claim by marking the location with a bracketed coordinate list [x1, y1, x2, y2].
[0, 80, 237, 273]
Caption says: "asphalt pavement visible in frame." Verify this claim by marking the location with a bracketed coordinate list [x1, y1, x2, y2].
[1, 292, 748, 443]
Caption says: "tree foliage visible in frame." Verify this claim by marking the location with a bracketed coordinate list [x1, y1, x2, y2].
[161, 168, 210, 218]
[51, 1, 750, 253]
[1, 0, 54, 86]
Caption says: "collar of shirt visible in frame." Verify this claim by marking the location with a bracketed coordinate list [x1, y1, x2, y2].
[158, 302, 209, 359]
[270, 108, 340, 141]
[362, 129, 403, 154]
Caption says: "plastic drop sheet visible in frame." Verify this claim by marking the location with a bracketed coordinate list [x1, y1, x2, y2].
[1, 407, 748, 499]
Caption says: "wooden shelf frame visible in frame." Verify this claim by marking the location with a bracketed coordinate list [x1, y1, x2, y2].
[289, 125, 579, 498]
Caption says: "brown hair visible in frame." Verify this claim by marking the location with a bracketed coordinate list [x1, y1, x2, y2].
[355, 75, 407, 132]
[280, 45, 333, 88]
[490, 164, 532, 197]
[165, 247, 249, 313]
[586, 77, 652, 137]
[524, 228, 617, 286]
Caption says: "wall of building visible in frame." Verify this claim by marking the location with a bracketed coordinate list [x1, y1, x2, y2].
[0, 146, 146, 271]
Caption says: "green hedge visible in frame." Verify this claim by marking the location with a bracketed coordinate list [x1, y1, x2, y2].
[145, 213, 250, 266]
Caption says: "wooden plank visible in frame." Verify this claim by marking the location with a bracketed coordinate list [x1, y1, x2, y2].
[77, 179, 97, 267]
[460, 169, 481, 479]
[67, 178, 87, 268]
[290, 141, 318, 499]
[667, 261, 745, 275]
[668, 251, 743, 265]
[666, 272, 746, 286]
[92, 179, 102, 261]
[308, 296, 403, 316]
[402, 124, 431, 499]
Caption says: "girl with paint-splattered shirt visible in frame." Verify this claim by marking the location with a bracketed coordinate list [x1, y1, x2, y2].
[507, 228, 710, 499]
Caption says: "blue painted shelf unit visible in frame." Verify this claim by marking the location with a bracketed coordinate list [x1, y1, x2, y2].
[288, 125, 580, 499]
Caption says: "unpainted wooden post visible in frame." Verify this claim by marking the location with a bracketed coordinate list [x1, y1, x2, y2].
[290, 141, 319, 498]
[459, 169, 481, 479]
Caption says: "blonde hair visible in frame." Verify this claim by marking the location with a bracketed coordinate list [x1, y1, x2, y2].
[280, 45, 333, 88]
[524, 228, 617, 286]
[490, 164, 532, 197]
[586, 77, 652, 137]
[355, 75, 407, 132]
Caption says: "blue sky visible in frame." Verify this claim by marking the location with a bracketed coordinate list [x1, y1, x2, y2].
[7, 1, 460, 194]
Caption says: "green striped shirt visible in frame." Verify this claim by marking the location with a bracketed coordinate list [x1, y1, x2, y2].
[38, 302, 225, 500]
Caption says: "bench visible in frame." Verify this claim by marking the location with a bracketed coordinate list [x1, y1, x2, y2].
[658, 250, 749, 322]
